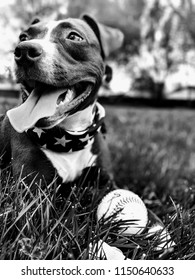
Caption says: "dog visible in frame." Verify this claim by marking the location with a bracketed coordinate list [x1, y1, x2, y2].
[0, 14, 124, 196]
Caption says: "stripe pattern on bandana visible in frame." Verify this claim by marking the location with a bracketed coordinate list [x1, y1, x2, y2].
[25, 103, 105, 153]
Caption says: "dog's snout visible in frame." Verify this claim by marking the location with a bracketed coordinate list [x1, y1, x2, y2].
[14, 42, 43, 65]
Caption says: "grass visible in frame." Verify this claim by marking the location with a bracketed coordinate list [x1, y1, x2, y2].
[1, 100, 195, 259]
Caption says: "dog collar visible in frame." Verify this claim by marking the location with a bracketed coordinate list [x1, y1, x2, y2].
[25, 103, 105, 153]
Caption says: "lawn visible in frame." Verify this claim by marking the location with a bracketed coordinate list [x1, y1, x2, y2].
[106, 106, 195, 212]
[1, 99, 195, 259]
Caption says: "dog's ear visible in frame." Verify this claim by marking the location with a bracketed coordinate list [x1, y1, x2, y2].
[104, 65, 113, 83]
[82, 14, 124, 59]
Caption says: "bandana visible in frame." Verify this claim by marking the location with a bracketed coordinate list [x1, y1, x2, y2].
[25, 103, 105, 153]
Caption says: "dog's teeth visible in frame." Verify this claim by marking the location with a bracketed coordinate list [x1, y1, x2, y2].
[66, 89, 74, 102]
[25, 90, 30, 96]
[56, 101, 64, 108]
[57, 89, 75, 106]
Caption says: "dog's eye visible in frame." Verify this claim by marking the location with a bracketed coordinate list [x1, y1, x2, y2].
[67, 32, 83, 41]
[19, 34, 28, 42]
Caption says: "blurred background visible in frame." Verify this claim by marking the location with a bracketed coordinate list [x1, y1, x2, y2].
[1, 0, 195, 100]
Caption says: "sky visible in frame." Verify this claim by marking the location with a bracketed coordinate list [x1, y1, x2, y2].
[0, 0, 15, 8]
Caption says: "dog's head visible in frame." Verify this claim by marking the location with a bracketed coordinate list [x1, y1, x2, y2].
[7, 15, 124, 133]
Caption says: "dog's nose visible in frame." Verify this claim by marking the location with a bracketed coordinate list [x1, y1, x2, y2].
[14, 42, 43, 65]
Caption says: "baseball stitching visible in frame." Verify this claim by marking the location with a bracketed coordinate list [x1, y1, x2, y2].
[107, 195, 144, 217]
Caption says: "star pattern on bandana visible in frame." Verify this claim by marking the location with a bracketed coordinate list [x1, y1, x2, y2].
[33, 127, 45, 138]
[54, 136, 71, 147]
[25, 103, 105, 153]
[79, 134, 93, 143]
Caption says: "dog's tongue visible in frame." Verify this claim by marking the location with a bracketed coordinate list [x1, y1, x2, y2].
[7, 87, 65, 133]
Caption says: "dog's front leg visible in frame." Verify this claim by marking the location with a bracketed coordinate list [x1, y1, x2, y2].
[0, 116, 12, 170]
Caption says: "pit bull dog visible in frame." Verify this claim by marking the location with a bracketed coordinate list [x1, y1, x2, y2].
[0, 15, 124, 194]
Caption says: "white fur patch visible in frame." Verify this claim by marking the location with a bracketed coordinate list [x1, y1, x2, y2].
[29, 38, 56, 57]
[42, 142, 97, 183]
[44, 21, 61, 40]
[28, 38, 56, 82]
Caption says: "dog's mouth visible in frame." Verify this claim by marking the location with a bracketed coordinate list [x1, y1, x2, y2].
[7, 80, 93, 133]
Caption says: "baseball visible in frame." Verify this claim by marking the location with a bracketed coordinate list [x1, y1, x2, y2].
[97, 189, 148, 235]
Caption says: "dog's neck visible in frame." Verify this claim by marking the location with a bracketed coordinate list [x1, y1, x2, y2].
[61, 103, 96, 133]
[25, 102, 105, 153]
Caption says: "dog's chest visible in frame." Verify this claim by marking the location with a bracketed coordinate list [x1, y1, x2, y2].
[42, 144, 97, 183]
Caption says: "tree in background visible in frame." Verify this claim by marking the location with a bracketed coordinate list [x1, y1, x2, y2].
[130, 0, 195, 98]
